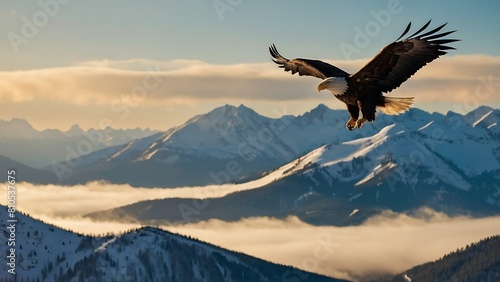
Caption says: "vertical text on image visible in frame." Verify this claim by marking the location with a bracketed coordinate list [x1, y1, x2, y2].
[6, 169, 17, 275]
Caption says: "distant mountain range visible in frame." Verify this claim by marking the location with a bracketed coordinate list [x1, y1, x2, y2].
[0, 205, 344, 282]
[0, 118, 157, 168]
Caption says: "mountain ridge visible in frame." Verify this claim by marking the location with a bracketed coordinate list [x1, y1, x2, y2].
[52, 104, 499, 187]
[383, 235, 500, 282]
[85, 104, 500, 225]
[0, 205, 345, 282]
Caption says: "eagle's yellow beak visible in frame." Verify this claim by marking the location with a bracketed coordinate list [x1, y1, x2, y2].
[318, 82, 327, 92]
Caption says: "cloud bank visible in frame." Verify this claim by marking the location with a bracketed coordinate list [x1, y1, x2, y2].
[1, 55, 498, 131]
[1, 55, 499, 105]
[0, 181, 260, 218]
[168, 212, 500, 281]
[2, 182, 500, 281]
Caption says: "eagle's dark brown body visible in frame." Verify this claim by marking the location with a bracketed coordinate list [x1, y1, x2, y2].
[270, 20, 458, 130]
[339, 80, 383, 129]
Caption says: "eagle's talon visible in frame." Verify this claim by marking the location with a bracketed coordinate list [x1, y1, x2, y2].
[356, 118, 366, 129]
[346, 118, 357, 131]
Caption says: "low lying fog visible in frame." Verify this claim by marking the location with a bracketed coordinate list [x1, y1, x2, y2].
[2, 182, 500, 281]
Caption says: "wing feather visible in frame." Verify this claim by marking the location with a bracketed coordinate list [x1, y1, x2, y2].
[406, 20, 431, 38]
[415, 22, 447, 38]
[395, 22, 412, 42]
[269, 44, 349, 79]
[352, 20, 459, 93]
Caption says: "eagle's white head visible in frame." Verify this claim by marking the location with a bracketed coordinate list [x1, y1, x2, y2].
[317, 77, 348, 95]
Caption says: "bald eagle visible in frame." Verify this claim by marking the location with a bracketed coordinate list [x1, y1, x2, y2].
[270, 20, 458, 130]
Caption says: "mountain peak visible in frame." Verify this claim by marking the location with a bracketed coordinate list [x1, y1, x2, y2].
[301, 103, 345, 123]
[207, 104, 260, 120]
[315, 103, 330, 110]
[465, 105, 498, 128]
[309, 103, 330, 114]
[237, 103, 253, 112]
[3, 206, 343, 282]
[236, 103, 259, 116]
[7, 118, 36, 132]
[0, 118, 38, 139]
[444, 110, 467, 126]
[65, 124, 85, 136]
[470, 105, 494, 115]
[9, 117, 32, 126]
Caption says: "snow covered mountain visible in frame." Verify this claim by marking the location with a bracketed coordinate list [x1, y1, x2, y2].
[465, 105, 500, 134]
[258, 117, 500, 213]
[58, 104, 499, 190]
[0, 205, 344, 282]
[86, 105, 500, 225]
[54, 104, 403, 186]
[0, 118, 158, 168]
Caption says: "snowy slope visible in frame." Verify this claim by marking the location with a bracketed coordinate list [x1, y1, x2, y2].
[284, 124, 474, 190]
[0, 206, 344, 282]
[73, 132, 165, 168]
[0, 206, 88, 281]
[419, 112, 498, 177]
[163, 106, 499, 195]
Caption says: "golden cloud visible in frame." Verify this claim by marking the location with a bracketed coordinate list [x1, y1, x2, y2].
[0, 55, 498, 107]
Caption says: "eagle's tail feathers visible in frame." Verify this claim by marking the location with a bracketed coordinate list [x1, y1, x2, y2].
[379, 97, 414, 115]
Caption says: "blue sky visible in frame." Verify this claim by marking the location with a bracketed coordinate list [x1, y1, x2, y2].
[0, 0, 499, 130]
[2, 0, 500, 69]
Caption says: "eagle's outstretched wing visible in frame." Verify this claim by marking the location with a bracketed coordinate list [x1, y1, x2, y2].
[269, 44, 349, 80]
[352, 20, 459, 93]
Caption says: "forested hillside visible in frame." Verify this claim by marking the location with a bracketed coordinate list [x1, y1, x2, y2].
[387, 235, 500, 282]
